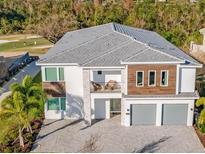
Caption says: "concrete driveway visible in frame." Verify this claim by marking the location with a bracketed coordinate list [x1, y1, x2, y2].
[32, 116, 205, 153]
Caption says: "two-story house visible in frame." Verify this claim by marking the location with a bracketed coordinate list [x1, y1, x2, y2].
[37, 23, 202, 126]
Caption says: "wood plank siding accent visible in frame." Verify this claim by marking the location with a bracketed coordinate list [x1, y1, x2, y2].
[42, 82, 66, 97]
[128, 64, 176, 95]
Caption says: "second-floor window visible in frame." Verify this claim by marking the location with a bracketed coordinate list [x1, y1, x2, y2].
[45, 67, 64, 81]
[148, 70, 156, 86]
[161, 70, 168, 86]
[136, 71, 144, 87]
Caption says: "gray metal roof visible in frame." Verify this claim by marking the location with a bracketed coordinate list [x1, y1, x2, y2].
[38, 23, 201, 66]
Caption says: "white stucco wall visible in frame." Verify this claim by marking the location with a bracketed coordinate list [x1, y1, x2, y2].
[122, 99, 195, 127]
[64, 66, 84, 118]
[179, 67, 196, 93]
[42, 65, 84, 119]
[92, 70, 121, 83]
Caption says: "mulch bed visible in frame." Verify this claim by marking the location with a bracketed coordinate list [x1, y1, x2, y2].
[0, 117, 44, 153]
[194, 125, 205, 148]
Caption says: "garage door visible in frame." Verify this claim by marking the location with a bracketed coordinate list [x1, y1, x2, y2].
[162, 104, 188, 125]
[131, 104, 156, 125]
[94, 99, 106, 119]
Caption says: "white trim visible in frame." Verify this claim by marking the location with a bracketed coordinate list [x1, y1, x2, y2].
[83, 66, 125, 69]
[136, 71, 144, 87]
[148, 70, 156, 87]
[156, 103, 162, 126]
[124, 96, 199, 100]
[36, 62, 79, 66]
[178, 64, 203, 68]
[121, 61, 183, 65]
[125, 65, 128, 95]
[176, 64, 180, 94]
[160, 70, 169, 87]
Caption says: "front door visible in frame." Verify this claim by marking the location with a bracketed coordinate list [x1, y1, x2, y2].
[110, 99, 121, 118]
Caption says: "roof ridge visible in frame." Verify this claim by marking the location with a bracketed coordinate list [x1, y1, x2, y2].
[40, 31, 114, 63]
[112, 24, 185, 63]
[122, 48, 150, 62]
[123, 47, 184, 63]
[82, 39, 133, 66]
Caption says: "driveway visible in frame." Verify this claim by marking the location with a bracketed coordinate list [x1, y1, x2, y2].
[32, 116, 205, 153]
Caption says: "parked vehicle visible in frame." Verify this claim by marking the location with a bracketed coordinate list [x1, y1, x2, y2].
[0, 52, 39, 86]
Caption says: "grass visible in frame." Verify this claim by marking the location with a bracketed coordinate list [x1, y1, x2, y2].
[33, 71, 42, 83]
[0, 35, 53, 55]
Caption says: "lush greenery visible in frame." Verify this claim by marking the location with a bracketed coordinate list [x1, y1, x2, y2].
[0, 0, 205, 51]
[196, 97, 205, 133]
[33, 71, 42, 84]
[0, 75, 45, 152]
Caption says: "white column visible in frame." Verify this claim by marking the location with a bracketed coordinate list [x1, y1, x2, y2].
[106, 99, 110, 119]
[176, 64, 180, 94]
[187, 100, 194, 126]
[124, 101, 130, 127]
[41, 66, 45, 81]
[83, 69, 91, 125]
[156, 103, 162, 126]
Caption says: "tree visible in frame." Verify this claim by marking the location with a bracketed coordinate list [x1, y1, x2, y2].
[0, 75, 45, 147]
[196, 97, 205, 132]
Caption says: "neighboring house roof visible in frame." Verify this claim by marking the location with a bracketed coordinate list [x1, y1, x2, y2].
[38, 23, 201, 67]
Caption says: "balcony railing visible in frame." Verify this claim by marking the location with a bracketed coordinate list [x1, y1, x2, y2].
[90, 81, 121, 93]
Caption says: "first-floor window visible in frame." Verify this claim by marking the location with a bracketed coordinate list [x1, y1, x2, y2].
[47, 97, 66, 110]
[136, 71, 144, 87]
[47, 98, 59, 110]
[148, 70, 156, 86]
[161, 70, 168, 86]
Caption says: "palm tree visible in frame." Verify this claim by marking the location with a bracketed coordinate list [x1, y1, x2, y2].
[10, 75, 45, 116]
[0, 75, 45, 147]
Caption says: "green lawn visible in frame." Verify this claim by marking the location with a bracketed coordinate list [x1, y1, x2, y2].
[0, 35, 53, 55]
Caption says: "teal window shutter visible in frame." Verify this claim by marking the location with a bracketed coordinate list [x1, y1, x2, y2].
[59, 68, 64, 81]
[45, 68, 57, 81]
[60, 97, 66, 111]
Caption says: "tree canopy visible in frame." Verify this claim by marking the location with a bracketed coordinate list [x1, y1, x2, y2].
[0, 0, 205, 51]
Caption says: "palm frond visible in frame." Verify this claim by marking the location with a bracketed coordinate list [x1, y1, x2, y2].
[22, 75, 33, 90]
[196, 97, 205, 107]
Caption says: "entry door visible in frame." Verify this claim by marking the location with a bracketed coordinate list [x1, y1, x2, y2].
[131, 104, 156, 125]
[94, 99, 106, 119]
[162, 104, 188, 125]
[110, 99, 121, 117]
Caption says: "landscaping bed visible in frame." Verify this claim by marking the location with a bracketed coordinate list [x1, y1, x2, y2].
[194, 125, 205, 148]
[0, 117, 44, 153]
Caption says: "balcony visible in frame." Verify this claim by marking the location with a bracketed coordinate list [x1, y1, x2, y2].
[90, 80, 121, 93]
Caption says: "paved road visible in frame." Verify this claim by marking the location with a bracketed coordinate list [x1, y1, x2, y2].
[0, 61, 40, 99]
[32, 116, 205, 153]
